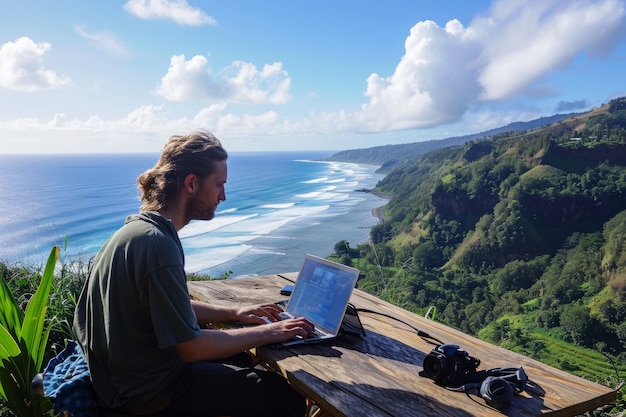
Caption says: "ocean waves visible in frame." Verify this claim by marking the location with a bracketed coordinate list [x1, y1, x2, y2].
[0, 152, 387, 278]
[182, 155, 387, 277]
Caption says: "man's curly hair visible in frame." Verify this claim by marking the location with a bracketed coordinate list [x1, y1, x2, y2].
[137, 130, 228, 212]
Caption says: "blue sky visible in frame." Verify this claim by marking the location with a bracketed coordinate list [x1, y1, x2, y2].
[1, 0, 625, 154]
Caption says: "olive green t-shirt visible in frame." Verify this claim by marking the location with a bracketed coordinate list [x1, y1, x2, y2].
[73, 212, 200, 413]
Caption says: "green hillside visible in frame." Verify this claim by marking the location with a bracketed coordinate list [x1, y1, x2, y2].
[322, 112, 579, 172]
[332, 97, 626, 413]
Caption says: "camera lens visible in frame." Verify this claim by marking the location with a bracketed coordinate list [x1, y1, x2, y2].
[423, 353, 448, 384]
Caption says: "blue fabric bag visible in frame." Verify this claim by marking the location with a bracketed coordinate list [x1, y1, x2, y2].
[43, 340, 99, 417]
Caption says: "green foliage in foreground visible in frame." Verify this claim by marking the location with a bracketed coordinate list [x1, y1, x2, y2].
[0, 247, 58, 417]
[0, 250, 229, 416]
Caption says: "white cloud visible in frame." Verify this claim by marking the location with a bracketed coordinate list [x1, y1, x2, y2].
[356, 0, 625, 131]
[0, 104, 292, 153]
[477, 0, 625, 100]
[359, 19, 482, 130]
[74, 25, 130, 57]
[155, 54, 292, 104]
[123, 0, 217, 26]
[225, 61, 292, 104]
[0, 37, 72, 92]
[0, 104, 273, 135]
[1, 0, 624, 153]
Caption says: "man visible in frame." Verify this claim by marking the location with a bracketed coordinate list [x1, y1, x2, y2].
[73, 131, 312, 416]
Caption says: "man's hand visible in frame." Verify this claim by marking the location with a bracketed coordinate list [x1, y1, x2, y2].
[234, 304, 316, 341]
[234, 303, 284, 324]
[176, 311, 315, 362]
[264, 317, 316, 342]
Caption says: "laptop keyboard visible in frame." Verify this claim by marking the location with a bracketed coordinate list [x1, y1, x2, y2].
[311, 328, 326, 339]
[275, 305, 328, 339]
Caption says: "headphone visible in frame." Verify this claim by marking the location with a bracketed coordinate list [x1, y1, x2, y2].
[449, 367, 528, 409]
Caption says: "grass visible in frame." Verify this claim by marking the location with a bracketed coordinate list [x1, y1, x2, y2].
[489, 319, 626, 414]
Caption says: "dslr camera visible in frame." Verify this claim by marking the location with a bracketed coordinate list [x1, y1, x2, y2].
[421, 344, 480, 388]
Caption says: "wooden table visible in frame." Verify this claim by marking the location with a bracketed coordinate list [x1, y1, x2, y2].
[188, 273, 617, 417]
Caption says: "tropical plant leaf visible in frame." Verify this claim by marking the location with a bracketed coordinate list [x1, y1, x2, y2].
[22, 246, 57, 370]
[0, 323, 21, 360]
[0, 360, 31, 417]
[0, 272, 24, 337]
[0, 246, 58, 417]
[33, 307, 51, 372]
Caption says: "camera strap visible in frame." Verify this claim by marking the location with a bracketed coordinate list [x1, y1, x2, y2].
[447, 367, 528, 409]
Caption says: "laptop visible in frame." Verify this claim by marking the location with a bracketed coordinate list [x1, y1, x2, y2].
[273, 254, 360, 347]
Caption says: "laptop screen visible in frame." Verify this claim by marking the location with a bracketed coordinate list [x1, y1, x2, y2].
[286, 255, 359, 335]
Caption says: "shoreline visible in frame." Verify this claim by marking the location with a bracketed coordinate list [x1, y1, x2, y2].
[356, 188, 389, 223]
[372, 207, 385, 223]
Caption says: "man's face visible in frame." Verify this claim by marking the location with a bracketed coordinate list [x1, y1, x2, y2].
[187, 159, 227, 222]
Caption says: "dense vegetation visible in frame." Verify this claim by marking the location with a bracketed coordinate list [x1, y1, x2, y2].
[332, 97, 626, 414]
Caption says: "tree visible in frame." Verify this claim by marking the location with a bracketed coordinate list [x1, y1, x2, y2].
[560, 303, 592, 346]
[412, 240, 444, 269]
[339, 254, 353, 267]
[616, 321, 626, 349]
[334, 240, 350, 256]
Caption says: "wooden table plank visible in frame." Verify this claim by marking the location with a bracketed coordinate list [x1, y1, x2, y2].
[188, 274, 617, 417]
[346, 286, 617, 416]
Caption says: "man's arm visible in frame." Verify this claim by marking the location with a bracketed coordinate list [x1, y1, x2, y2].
[175, 316, 314, 362]
[190, 299, 284, 325]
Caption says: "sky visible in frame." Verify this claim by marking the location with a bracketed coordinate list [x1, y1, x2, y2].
[1, 0, 625, 154]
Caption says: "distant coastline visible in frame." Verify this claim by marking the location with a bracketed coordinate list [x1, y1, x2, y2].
[356, 188, 389, 223]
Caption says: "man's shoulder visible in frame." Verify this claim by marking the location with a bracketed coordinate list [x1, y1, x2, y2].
[121, 212, 173, 235]
[110, 213, 179, 250]
[101, 213, 183, 271]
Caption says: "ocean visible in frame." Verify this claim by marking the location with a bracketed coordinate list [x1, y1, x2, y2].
[0, 152, 387, 278]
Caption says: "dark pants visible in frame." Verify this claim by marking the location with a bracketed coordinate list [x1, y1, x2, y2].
[160, 357, 307, 417]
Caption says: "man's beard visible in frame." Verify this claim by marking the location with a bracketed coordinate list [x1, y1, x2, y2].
[186, 193, 215, 222]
